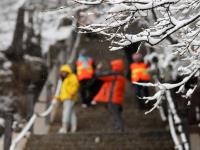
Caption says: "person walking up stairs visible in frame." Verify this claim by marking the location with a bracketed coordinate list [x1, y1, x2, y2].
[54, 64, 79, 134]
[92, 59, 126, 132]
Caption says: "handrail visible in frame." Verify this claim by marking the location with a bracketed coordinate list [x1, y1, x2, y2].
[9, 79, 62, 150]
[10, 115, 37, 150]
[166, 90, 190, 150]
[168, 109, 183, 150]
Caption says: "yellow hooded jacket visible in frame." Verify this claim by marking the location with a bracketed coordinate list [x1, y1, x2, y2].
[57, 65, 79, 102]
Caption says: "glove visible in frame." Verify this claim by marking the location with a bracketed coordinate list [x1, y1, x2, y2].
[53, 96, 60, 101]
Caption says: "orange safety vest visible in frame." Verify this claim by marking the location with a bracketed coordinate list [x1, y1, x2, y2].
[76, 58, 94, 80]
[94, 75, 126, 105]
[130, 62, 151, 82]
[94, 59, 126, 105]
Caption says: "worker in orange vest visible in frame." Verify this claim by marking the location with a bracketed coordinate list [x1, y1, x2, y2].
[130, 53, 151, 109]
[76, 49, 95, 108]
[92, 59, 126, 132]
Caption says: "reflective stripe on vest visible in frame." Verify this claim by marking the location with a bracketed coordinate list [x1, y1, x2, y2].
[130, 63, 151, 82]
[76, 59, 94, 80]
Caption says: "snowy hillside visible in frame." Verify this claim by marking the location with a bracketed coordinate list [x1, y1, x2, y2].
[0, 0, 26, 51]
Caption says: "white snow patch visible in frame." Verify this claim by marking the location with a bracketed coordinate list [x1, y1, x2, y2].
[3, 61, 12, 70]
[41, 26, 73, 53]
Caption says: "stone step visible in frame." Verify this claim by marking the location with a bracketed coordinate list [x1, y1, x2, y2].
[25, 130, 174, 150]
[25, 80, 173, 150]
[49, 103, 165, 133]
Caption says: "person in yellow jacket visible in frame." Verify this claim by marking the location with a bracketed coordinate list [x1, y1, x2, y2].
[55, 64, 79, 134]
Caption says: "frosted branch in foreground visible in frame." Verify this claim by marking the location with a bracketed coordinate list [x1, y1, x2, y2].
[133, 68, 199, 114]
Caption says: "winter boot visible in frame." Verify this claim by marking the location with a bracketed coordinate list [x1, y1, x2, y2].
[58, 123, 68, 134]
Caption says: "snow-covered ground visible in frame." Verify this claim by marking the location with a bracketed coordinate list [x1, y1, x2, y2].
[0, 0, 71, 53]
[0, 0, 24, 51]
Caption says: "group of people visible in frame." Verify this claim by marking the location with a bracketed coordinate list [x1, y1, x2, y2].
[54, 49, 151, 134]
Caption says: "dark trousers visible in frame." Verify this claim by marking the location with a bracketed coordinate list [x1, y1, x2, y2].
[79, 79, 93, 106]
[108, 103, 124, 132]
[89, 79, 103, 101]
[80, 79, 102, 106]
[133, 82, 149, 109]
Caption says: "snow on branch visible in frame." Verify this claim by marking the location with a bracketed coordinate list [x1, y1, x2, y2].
[74, 0, 104, 5]
[133, 68, 199, 114]
[133, 68, 198, 91]
[51, 0, 200, 111]
[108, 0, 179, 13]
[115, 10, 200, 47]
[76, 0, 200, 85]
[77, 0, 200, 51]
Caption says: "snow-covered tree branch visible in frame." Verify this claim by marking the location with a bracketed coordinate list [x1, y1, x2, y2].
[73, 0, 200, 111]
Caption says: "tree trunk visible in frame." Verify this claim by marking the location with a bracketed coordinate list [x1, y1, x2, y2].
[65, 10, 81, 67]
[6, 7, 25, 61]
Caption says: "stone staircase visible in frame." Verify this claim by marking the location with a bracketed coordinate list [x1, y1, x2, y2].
[24, 86, 174, 150]
[25, 130, 172, 150]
